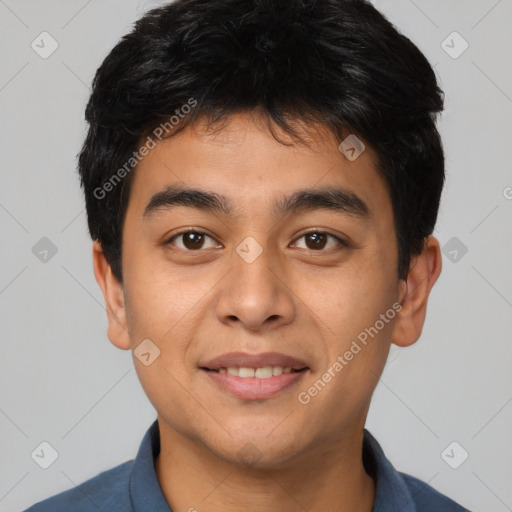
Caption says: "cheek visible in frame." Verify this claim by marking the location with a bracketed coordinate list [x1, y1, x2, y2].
[122, 259, 216, 383]
[297, 288, 395, 433]
[123, 272, 204, 426]
[122, 248, 197, 339]
[296, 260, 396, 346]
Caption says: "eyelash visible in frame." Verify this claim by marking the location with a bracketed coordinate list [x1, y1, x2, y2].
[164, 230, 350, 252]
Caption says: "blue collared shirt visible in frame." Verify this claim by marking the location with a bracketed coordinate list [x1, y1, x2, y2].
[25, 420, 471, 511]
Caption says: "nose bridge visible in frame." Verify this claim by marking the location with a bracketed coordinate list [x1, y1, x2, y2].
[215, 235, 295, 330]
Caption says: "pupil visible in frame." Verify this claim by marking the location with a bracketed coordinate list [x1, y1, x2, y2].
[185, 232, 203, 249]
[308, 233, 326, 249]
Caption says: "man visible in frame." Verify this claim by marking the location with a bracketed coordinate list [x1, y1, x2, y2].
[26, 0, 471, 510]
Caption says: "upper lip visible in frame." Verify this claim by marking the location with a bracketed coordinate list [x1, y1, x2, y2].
[200, 351, 309, 370]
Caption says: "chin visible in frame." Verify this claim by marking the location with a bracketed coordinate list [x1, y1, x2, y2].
[215, 442, 304, 471]
[206, 425, 310, 470]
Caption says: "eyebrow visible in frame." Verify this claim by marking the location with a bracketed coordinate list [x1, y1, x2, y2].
[143, 184, 371, 221]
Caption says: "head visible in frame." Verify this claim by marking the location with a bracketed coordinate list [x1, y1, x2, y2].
[85, 0, 444, 467]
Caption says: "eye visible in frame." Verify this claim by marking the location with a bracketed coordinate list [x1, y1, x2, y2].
[165, 230, 221, 251]
[164, 229, 349, 252]
[291, 231, 349, 251]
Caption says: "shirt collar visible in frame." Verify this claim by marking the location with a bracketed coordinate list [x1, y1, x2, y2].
[129, 419, 172, 512]
[363, 428, 417, 511]
[129, 420, 417, 512]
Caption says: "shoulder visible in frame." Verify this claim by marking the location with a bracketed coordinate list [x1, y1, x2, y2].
[24, 460, 134, 512]
[400, 472, 471, 511]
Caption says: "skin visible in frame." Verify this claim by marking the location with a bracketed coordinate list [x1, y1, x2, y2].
[93, 111, 442, 512]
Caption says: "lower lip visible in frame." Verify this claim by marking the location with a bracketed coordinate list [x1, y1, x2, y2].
[202, 369, 308, 400]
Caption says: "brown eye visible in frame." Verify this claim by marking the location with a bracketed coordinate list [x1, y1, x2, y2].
[305, 232, 328, 250]
[292, 231, 348, 251]
[182, 232, 205, 250]
[166, 231, 220, 251]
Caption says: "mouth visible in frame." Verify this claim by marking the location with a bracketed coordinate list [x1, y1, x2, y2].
[200, 366, 308, 378]
[199, 352, 310, 400]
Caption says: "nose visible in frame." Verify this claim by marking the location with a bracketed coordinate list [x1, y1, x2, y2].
[214, 239, 296, 333]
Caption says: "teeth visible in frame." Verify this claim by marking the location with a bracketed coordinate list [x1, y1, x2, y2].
[239, 367, 255, 378]
[216, 366, 299, 378]
[255, 366, 273, 378]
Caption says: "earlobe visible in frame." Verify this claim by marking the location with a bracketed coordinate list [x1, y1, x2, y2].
[92, 241, 131, 350]
[391, 236, 442, 348]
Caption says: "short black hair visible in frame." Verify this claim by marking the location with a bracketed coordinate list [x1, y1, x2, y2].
[78, 0, 444, 283]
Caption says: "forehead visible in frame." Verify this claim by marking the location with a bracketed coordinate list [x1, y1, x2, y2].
[126, 113, 392, 225]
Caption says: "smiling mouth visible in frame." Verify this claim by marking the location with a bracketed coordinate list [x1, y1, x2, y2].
[200, 366, 308, 378]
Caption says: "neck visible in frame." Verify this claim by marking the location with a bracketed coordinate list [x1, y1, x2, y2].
[154, 419, 375, 512]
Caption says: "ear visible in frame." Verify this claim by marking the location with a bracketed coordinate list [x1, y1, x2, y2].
[92, 241, 131, 350]
[391, 235, 442, 348]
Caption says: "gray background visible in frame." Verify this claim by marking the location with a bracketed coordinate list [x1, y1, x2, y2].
[1, 0, 511, 511]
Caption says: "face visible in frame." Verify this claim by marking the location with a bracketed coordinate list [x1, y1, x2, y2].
[99, 112, 412, 468]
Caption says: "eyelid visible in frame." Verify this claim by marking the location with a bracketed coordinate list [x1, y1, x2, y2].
[291, 229, 350, 249]
[164, 229, 221, 249]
